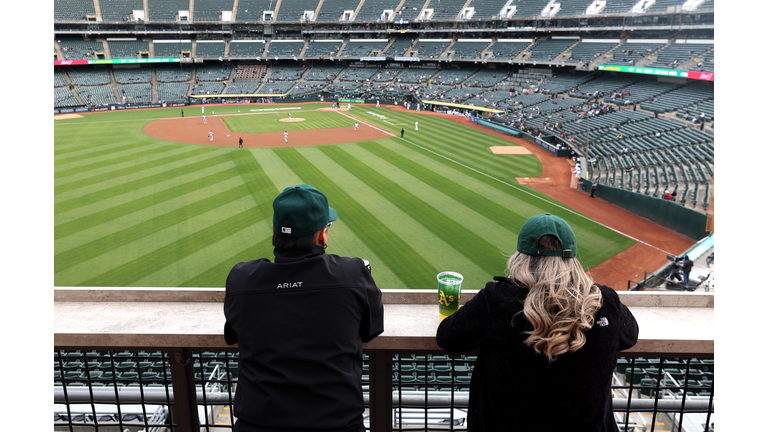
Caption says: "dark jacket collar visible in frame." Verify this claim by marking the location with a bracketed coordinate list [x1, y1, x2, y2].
[273, 245, 326, 263]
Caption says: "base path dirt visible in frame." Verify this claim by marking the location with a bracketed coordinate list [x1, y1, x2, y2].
[383, 105, 698, 290]
[143, 112, 391, 148]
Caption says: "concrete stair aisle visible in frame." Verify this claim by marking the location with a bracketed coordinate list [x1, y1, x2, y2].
[149, 39, 155, 57]
[152, 66, 159, 103]
[92, 0, 102, 20]
[336, 38, 349, 59]
[513, 39, 539, 62]
[60, 69, 87, 106]
[232, 0, 240, 20]
[101, 39, 112, 59]
[478, 37, 497, 61]
[108, 67, 121, 102]
[314, 0, 325, 22]
[554, 38, 583, 63]
[416, 0, 431, 21]
[273, 0, 284, 20]
[352, 0, 366, 20]
[188, 0, 195, 21]
[143, 0, 149, 21]
[54, 38, 63, 60]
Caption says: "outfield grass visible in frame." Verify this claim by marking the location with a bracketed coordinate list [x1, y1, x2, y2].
[54, 103, 635, 289]
[223, 110, 351, 133]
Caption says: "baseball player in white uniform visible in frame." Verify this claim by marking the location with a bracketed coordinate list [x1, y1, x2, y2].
[284, 131, 288, 143]
[203, 115, 207, 124]
[289, 113, 292, 122]
[347, 103, 351, 111]
[202, 105, 205, 114]
[376, 99, 380, 107]
[354, 123, 359, 131]
[209, 130, 213, 141]
[415, 121, 418, 131]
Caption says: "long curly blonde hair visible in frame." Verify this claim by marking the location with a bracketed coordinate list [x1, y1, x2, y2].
[507, 235, 603, 362]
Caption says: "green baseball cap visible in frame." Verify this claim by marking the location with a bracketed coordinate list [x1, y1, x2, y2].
[516, 213, 578, 258]
[273, 185, 338, 237]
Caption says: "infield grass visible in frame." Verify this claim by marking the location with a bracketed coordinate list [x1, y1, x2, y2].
[54, 103, 635, 289]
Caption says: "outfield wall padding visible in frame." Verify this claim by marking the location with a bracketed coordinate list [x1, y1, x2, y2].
[583, 180, 707, 240]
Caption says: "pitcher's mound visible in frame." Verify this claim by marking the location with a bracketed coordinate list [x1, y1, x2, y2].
[279, 118, 305, 122]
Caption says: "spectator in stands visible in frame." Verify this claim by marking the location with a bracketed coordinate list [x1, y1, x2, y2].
[682, 255, 694, 287]
[436, 213, 638, 432]
[664, 190, 673, 200]
[224, 185, 384, 432]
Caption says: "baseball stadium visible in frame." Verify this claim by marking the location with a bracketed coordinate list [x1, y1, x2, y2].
[53, 0, 715, 430]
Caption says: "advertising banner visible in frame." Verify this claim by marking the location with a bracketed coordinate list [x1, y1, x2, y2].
[54, 58, 181, 66]
[598, 64, 714, 82]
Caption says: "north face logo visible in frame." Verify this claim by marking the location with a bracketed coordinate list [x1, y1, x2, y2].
[596, 317, 609, 327]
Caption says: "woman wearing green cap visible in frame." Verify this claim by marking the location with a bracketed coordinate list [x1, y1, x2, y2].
[437, 213, 638, 432]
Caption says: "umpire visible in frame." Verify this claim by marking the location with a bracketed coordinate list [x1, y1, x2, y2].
[224, 184, 384, 432]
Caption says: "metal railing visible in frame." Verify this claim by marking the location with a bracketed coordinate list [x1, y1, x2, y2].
[54, 347, 714, 432]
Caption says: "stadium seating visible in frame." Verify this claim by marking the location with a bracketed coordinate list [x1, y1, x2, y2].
[304, 41, 344, 58]
[398, 68, 439, 84]
[155, 65, 193, 82]
[54, 0, 95, 21]
[465, 69, 509, 88]
[270, 65, 308, 81]
[605, 41, 666, 66]
[556, 0, 596, 16]
[276, 0, 321, 22]
[339, 67, 380, 82]
[412, 40, 451, 59]
[342, 40, 389, 58]
[485, 40, 532, 60]
[564, 41, 619, 65]
[432, 67, 479, 86]
[195, 41, 226, 58]
[470, 0, 523, 19]
[147, 0, 190, 22]
[193, 0, 236, 21]
[196, 65, 232, 81]
[524, 38, 577, 62]
[260, 81, 296, 94]
[117, 84, 153, 103]
[449, 40, 491, 60]
[191, 82, 226, 95]
[235, 0, 275, 21]
[267, 41, 305, 59]
[383, 37, 416, 56]
[153, 41, 193, 58]
[225, 81, 262, 94]
[58, 37, 104, 60]
[54, 69, 69, 87]
[99, 0, 143, 22]
[157, 83, 191, 101]
[54, 88, 80, 108]
[354, 0, 402, 21]
[429, 0, 468, 20]
[66, 68, 112, 86]
[233, 64, 268, 81]
[640, 83, 714, 113]
[316, 0, 362, 22]
[290, 81, 328, 96]
[603, 80, 682, 105]
[228, 41, 266, 58]
[107, 40, 150, 59]
[306, 65, 347, 81]
[647, 42, 714, 70]
[113, 67, 152, 84]
[75, 86, 118, 106]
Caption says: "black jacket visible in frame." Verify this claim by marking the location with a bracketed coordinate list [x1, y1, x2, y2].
[436, 277, 638, 432]
[224, 246, 384, 432]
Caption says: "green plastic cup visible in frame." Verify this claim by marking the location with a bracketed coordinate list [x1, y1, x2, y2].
[437, 271, 463, 321]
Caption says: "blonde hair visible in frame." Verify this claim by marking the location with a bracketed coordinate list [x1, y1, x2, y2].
[507, 235, 603, 362]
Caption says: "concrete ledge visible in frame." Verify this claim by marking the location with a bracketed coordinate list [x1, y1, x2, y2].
[54, 289, 714, 355]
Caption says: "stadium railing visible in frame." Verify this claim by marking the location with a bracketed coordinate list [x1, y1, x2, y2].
[55, 288, 714, 431]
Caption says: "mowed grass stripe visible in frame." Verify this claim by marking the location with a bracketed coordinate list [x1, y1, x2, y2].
[55, 165, 240, 239]
[256, 148, 406, 289]
[54, 151, 234, 211]
[54, 140, 165, 166]
[74, 199, 270, 287]
[131, 212, 272, 287]
[365, 142, 532, 232]
[273, 147, 440, 288]
[320, 145, 504, 276]
[55, 146, 214, 191]
[55, 196, 261, 286]
[347, 143, 524, 241]
[54, 182, 253, 273]
[55, 175, 246, 253]
[179, 235, 274, 287]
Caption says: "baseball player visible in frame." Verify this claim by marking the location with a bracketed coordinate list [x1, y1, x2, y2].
[347, 103, 351, 111]
[239, 137, 243, 149]
[284, 131, 288, 143]
[202, 105, 205, 114]
[354, 123, 359, 131]
[376, 99, 380, 107]
[415, 121, 418, 131]
[203, 114, 207, 124]
[416, 103, 420, 111]
[289, 113, 292, 122]
[209, 130, 213, 142]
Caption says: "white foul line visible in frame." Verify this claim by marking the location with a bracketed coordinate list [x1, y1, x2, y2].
[335, 109, 673, 255]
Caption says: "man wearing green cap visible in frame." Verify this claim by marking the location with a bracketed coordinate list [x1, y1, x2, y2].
[224, 184, 384, 432]
[437, 213, 637, 432]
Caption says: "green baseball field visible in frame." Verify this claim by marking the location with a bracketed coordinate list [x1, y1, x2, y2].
[54, 103, 634, 289]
